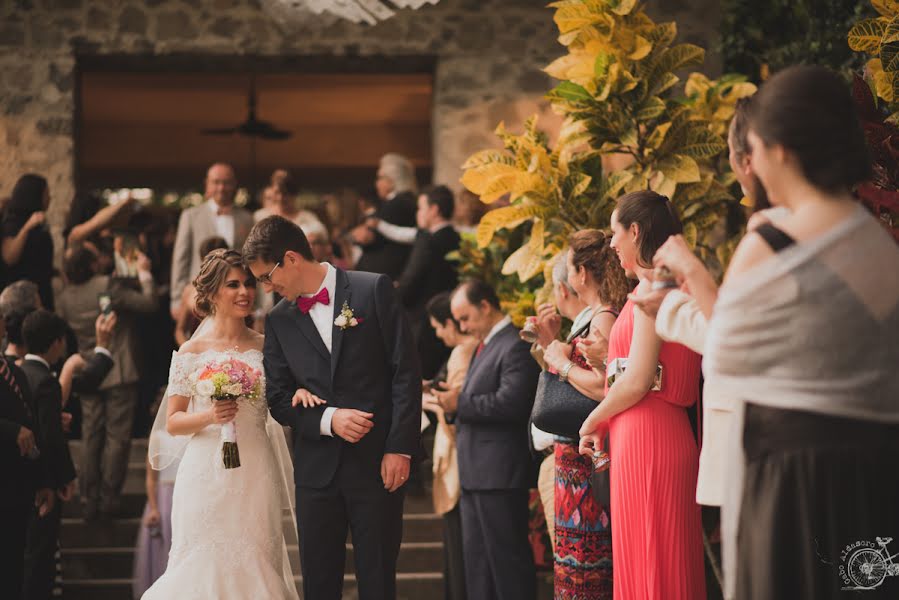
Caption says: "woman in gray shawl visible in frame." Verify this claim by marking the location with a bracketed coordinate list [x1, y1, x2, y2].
[704, 65, 899, 599]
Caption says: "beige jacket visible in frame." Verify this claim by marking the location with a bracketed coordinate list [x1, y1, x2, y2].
[430, 340, 477, 515]
[169, 201, 253, 309]
[655, 289, 726, 507]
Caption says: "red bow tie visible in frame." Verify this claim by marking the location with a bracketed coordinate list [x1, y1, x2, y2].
[297, 288, 330, 314]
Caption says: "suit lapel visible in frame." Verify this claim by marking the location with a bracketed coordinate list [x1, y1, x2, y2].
[287, 303, 330, 362]
[330, 269, 351, 379]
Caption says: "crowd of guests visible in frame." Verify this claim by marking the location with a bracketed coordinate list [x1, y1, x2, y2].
[2, 63, 898, 600]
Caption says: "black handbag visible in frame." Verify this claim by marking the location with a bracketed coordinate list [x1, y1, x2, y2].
[531, 321, 597, 439]
[532, 371, 597, 439]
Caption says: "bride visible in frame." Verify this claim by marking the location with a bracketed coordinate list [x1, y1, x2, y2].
[143, 249, 299, 599]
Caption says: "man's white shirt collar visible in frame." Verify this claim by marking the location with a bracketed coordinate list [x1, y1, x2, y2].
[301, 262, 336, 301]
[484, 315, 512, 347]
[24, 354, 50, 370]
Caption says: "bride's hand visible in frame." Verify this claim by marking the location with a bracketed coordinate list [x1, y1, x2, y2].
[292, 388, 327, 408]
[211, 400, 238, 424]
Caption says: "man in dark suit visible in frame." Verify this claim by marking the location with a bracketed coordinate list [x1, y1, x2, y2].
[19, 310, 77, 600]
[0, 317, 55, 600]
[244, 216, 422, 600]
[395, 185, 461, 379]
[352, 153, 418, 280]
[446, 279, 540, 600]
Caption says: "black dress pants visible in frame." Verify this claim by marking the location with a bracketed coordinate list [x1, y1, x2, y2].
[460, 488, 536, 600]
[22, 499, 61, 600]
[443, 504, 467, 600]
[296, 459, 405, 600]
[0, 497, 30, 600]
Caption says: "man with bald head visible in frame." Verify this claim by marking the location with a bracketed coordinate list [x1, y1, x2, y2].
[169, 163, 253, 318]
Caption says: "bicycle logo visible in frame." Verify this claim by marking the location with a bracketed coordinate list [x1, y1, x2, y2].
[839, 537, 899, 590]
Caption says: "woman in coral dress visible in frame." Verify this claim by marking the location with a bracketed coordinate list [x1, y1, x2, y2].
[579, 191, 705, 600]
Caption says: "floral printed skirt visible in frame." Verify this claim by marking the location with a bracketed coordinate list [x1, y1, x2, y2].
[554, 441, 613, 600]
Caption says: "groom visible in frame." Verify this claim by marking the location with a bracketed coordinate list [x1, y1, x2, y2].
[243, 216, 422, 600]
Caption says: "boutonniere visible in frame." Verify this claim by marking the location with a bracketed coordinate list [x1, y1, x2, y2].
[334, 301, 363, 330]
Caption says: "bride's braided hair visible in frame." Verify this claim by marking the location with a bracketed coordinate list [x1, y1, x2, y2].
[192, 249, 250, 318]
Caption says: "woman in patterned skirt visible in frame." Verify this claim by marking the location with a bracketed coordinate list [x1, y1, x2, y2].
[542, 230, 630, 599]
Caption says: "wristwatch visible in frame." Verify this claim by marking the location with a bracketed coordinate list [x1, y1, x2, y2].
[559, 360, 575, 383]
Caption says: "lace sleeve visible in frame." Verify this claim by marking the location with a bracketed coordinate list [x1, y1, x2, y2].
[166, 352, 194, 398]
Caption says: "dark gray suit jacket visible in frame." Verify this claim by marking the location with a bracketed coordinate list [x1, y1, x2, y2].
[455, 322, 540, 491]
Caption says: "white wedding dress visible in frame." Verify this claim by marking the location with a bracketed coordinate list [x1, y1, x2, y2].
[143, 349, 299, 600]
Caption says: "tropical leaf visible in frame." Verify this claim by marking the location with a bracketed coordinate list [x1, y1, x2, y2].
[848, 18, 888, 54]
[657, 153, 701, 183]
[568, 172, 593, 198]
[461, 149, 515, 170]
[502, 230, 545, 281]
[680, 128, 727, 159]
[870, 58, 896, 101]
[653, 72, 681, 96]
[599, 170, 634, 200]
[476, 204, 538, 248]
[648, 44, 705, 92]
[872, 0, 899, 18]
[636, 96, 666, 121]
[610, 0, 637, 17]
[644, 21, 677, 47]
[881, 15, 899, 72]
[682, 222, 698, 247]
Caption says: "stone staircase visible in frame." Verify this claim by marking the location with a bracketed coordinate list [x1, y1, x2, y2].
[62, 438, 445, 600]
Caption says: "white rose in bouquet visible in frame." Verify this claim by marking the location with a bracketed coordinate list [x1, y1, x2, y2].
[196, 379, 215, 397]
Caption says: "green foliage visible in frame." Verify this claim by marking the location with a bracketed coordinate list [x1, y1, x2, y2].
[456, 0, 755, 314]
[720, 0, 876, 82]
[849, 0, 899, 122]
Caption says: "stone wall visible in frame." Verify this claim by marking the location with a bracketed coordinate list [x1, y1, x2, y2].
[0, 0, 720, 236]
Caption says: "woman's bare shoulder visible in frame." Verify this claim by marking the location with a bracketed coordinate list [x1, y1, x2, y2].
[176, 337, 212, 356]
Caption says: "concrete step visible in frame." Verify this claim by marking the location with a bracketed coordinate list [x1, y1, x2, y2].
[62, 542, 444, 579]
[61, 512, 443, 548]
[62, 572, 445, 600]
[62, 491, 435, 519]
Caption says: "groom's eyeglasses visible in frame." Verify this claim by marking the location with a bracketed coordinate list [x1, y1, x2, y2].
[257, 262, 280, 285]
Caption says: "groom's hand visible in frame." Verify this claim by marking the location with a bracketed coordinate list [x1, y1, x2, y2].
[381, 453, 410, 493]
[331, 409, 374, 443]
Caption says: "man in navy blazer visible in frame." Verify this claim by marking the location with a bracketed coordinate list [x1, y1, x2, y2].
[446, 279, 540, 600]
[244, 216, 421, 600]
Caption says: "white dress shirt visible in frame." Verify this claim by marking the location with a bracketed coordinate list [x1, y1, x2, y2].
[483, 315, 512, 347]
[206, 199, 235, 248]
[298, 263, 340, 436]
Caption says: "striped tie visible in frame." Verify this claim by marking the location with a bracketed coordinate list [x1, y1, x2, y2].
[0, 357, 22, 400]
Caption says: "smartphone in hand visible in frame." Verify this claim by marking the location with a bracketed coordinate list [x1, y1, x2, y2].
[98, 292, 112, 315]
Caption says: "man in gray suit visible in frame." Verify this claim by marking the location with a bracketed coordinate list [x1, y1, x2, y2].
[169, 163, 253, 318]
[446, 279, 540, 600]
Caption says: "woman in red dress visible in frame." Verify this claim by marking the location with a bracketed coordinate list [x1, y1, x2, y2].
[579, 191, 705, 600]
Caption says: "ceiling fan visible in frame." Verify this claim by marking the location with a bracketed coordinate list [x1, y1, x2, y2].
[201, 75, 292, 140]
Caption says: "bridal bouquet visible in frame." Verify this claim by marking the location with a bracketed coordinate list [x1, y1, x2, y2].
[194, 358, 262, 469]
